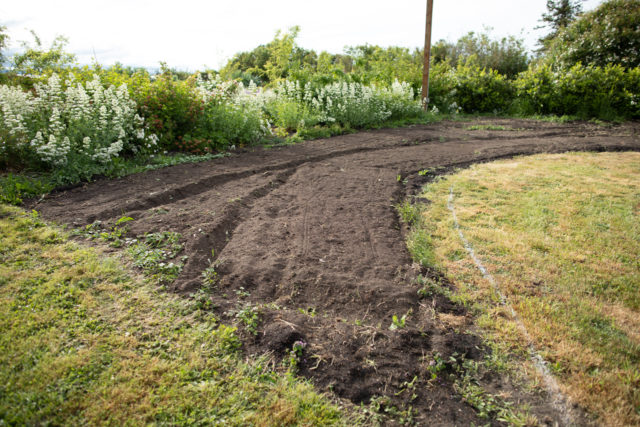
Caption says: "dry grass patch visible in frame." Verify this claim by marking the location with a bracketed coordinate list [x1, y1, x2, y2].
[412, 152, 640, 426]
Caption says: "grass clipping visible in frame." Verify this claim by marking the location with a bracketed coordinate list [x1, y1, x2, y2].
[0, 205, 350, 425]
[413, 152, 640, 426]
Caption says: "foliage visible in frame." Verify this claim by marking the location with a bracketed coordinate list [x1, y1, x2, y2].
[11, 30, 76, 75]
[453, 60, 514, 113]
[0, 25, 8, 70]
[137, 69, 202, 149]
[127, 231, 185, 283]
[347, 44, 422, 89]
[0, 174, 53, 205]
[270, 79, 422, 130]
[427, 62, 460, 113]
[220, 26, 318, 85]
[546, 0, 640, 68]
[235, 304, 261, 335]
[514, 63, 640, 119]
[196, 100, 269, 148]
[432, 30, 529, 78]
[536, 0, 584, 51]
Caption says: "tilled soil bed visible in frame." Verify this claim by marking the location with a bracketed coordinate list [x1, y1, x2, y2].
[30, 118, 640, 425]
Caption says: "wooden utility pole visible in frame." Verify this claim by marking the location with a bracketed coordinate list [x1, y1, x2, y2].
[422, 0, 434, 110]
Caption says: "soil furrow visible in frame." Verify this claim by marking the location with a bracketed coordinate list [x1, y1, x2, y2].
[173, 168, 298, 293]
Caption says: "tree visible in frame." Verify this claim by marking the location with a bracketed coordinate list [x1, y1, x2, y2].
[537, 0, 584, 51]
[12, 30, 76, 74]
[346, 44, 423, 88]
[219, 26, 318, 85]
[431, 30, 529, 78]
[546, 0, 640, 68]
[0, 25, 8, 69]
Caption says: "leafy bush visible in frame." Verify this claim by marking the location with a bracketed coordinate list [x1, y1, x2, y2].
[427, 62, 460, 113]
[515, 63, 640, 119]
[137, 72, 202, 149]
[0, 174, 53, 205]
[194, 75, 271, 147]
[11, 31, 76, 75]
[453, 60, 514, 113]
[265, 98, 317, 132]
[347, 44, 423, 89]
[195, 102, 269, 148]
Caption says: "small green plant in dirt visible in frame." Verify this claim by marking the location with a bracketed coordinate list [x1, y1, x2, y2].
[425, 352, 448, 381]
[285, 340, 308, 372]
[365, 396, 417, 425]
[418, 166, 444, 177]
[202, 267, 217, 285]
[465, 124, 508, 131]
[235, 304, 261, 335]
[298, 307, 317, 317]
[395, 375, 418, 400]
[127, 231, 185, 282]
[76, 215, 134, 247]
[454, 359, 536, 425]
[389, 313, 408, 331]
[418, 168, 433, 176]
[396, 200, 422, 225]
[190, 285, 216, 311]
[416, 275, 451, 299]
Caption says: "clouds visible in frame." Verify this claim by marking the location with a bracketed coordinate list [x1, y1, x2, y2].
[0, 0, 603, 71]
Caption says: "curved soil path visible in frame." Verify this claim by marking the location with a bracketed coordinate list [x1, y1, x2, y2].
[31, 119, 640, 425]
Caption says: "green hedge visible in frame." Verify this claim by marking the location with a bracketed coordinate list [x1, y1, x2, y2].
[514, 64, 640, 120]
[427, 62, 640, 120]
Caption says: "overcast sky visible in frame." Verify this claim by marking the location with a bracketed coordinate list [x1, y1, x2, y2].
[1, 0, 603, 71]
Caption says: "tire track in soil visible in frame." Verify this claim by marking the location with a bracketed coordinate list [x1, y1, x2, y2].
[31, 119, 640, 425]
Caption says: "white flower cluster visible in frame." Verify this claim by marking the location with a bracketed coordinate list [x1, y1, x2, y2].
[0, 74, 158, 168]
[0, 85, 34, 139]
[195, 74, 273, 139]
[380, 80, 424, 118]
[195, 73, 240, 105]
[311, 81, 391, 127]
[271, 79, 421, 128]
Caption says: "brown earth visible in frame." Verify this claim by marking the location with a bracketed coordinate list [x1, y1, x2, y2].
[29, 118, 640, 425]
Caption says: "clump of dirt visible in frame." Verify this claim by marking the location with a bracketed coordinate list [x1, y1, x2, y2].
[29, 119, 639, 424]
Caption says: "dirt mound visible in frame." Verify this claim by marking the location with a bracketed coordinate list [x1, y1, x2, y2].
[30, 119, 639, 424]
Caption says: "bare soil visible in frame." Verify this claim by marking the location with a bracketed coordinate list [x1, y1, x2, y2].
[30, 119, 640, 425]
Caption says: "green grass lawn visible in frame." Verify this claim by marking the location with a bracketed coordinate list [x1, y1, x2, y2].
[405, 152, 640, 426]
[0, 205, 354, 425]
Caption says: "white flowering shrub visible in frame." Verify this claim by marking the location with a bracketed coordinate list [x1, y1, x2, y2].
[268, 79, 422, 130]
[192, 74, 271, 146]
[0, 74, 158, 170]
[311, 82, 391, 128]
[378, 80, 424, 120]
[194, 73, 241, 105]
